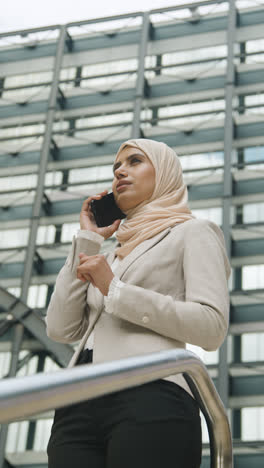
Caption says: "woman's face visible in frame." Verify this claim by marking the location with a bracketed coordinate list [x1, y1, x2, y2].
[112, 146, 156, 212]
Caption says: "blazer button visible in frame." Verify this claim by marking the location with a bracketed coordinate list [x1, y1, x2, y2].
[142, 315, 149, 324]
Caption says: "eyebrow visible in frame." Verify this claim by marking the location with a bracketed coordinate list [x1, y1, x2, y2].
[112, 153, 145, 173]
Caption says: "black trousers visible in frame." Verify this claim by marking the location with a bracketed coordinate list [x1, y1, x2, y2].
[47, 349, 202, 468]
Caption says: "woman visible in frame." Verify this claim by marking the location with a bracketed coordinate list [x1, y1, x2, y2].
[46, 138, 231, 468]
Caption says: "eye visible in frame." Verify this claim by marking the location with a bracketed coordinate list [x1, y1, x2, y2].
[131, 157, 140, 164]
[113, 157, 141, 174]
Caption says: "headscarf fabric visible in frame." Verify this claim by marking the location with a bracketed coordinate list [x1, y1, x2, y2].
[114, 138, 195, 259]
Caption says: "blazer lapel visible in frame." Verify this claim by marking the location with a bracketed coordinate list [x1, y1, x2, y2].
[111, 226, 172, 280]
[68, 226, 173, 368]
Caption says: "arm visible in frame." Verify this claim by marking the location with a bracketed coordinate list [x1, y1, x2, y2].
[108, 220, 231, 351]
[46, 230, 104, 343]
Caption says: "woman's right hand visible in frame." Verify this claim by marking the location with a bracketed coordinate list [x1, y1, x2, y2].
[80, 189, 121, 240]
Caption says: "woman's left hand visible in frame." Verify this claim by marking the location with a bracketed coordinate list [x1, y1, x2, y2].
[77, 253, 115, 296]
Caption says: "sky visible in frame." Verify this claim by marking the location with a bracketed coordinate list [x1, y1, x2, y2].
[2, 0, 262, 34]
[1, 0, 192, 33]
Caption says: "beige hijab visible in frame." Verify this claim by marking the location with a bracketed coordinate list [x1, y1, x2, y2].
[114, 139, 195, 259]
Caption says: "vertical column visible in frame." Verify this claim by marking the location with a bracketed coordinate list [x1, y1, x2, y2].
[230, 37, 246, 439]
[218, 0, 237, 408]
[131, 12, 152, 139]
[21, 24, 68, 301]
[26, 353, 46, 450]
[0, 26, 68, 468]
[0, 324, 24, 468]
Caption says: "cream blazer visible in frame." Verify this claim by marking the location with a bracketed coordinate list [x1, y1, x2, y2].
[46, 218, 231, 395]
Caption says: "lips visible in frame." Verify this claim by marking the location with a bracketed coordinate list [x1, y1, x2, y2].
[116, 181, 132, 190]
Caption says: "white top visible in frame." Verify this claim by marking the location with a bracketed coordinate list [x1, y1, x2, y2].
[76, 229, 125, 349]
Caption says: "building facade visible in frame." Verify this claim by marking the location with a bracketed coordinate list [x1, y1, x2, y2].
[0, 0, 264, 466]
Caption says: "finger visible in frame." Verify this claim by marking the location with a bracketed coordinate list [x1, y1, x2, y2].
[77, 271, 93, 283]
[78, 256, 90, 265]
[84, 273, 95, 285]
[79, 252, 87, 259]
[77, 271, 87, 282]
[106, 219, 121, 235]
[83, 190, 108, 208]
[78, 252, 92, 260]
[78, 275, 86, 282]
[77, 264, 88, 275]
[77, 264, 96, 280]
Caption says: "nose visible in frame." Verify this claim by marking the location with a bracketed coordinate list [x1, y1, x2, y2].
[114, 163, 128, 178]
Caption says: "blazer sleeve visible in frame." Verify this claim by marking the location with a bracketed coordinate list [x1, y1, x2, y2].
[45, 234, 103, 343]
[110, 220, 231, 351]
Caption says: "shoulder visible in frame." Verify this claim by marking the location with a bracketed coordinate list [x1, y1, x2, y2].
[185, 217, 223, 234]
[171, 218, 225, 245]
[171, 217, 220, 233]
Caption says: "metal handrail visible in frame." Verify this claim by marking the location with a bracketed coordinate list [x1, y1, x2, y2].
[0, 348, 233, 468]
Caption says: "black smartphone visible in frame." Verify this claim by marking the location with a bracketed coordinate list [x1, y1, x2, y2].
[90, 192, 126, 227]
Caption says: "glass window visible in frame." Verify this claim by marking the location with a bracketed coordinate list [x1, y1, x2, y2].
[3, 71, 52, 103]
[191, 207, 222, 225]
[0, 189, 33, 210]
[67, 181, 110, 194]
[157, 100, 225, 129]
[243, 202, 264, 223]
[0, 123, 45, 139]
[69, 165, 113, 184]
[44, 356, 60, 373]
[82, 58, 137, 77]
[17, 352, 38, 377]
[53, 120, 69, 132]
[27, 285, 48, 308]
[140, 107, 152, 127]
[6, 421, 29, 452]
[242, 265, 264, 290]
[163, 45, 227, 66]
[145, 55, 157, 79]
[34, 419, 54, 451]
[4, 71, 52, 88]
[75, 112, 133, 129]
[45, 171, 63, 188]
[159, 101, 225, 119]
[187, 343, 219, 365]
[201, 413, 210, 443]
[60, 67, 77, 90]
[199, 1, 228, 14]
[36, 225, 56, 245]
[242, 333, 264, 362]
[1, 135, 44, 154]
[0, 352, 11, 379]
[0, 174, 37, 191]
[7, 287, 21, 298]
[245, 94, 264, 107]
[61, 222, 80, 242]
[0, 228, 29, 248]
[246, 38, 264, 64]
[68, 16, 141, 37]
[228, 268, 234, 293]
[244, 146, 264, 164]
[81, 58, 137, 90]
[242, 407, 264, 440]
[180, 152, 224, 171]
[151, 7, 190, 25]
[162, 45, 227, 78]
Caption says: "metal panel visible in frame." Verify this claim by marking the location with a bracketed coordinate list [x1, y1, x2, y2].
[218, 0, 237, 409]
[0, 287, 73, 366]
[0, 25, 71, 468]
[131, 12, 150, 138]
